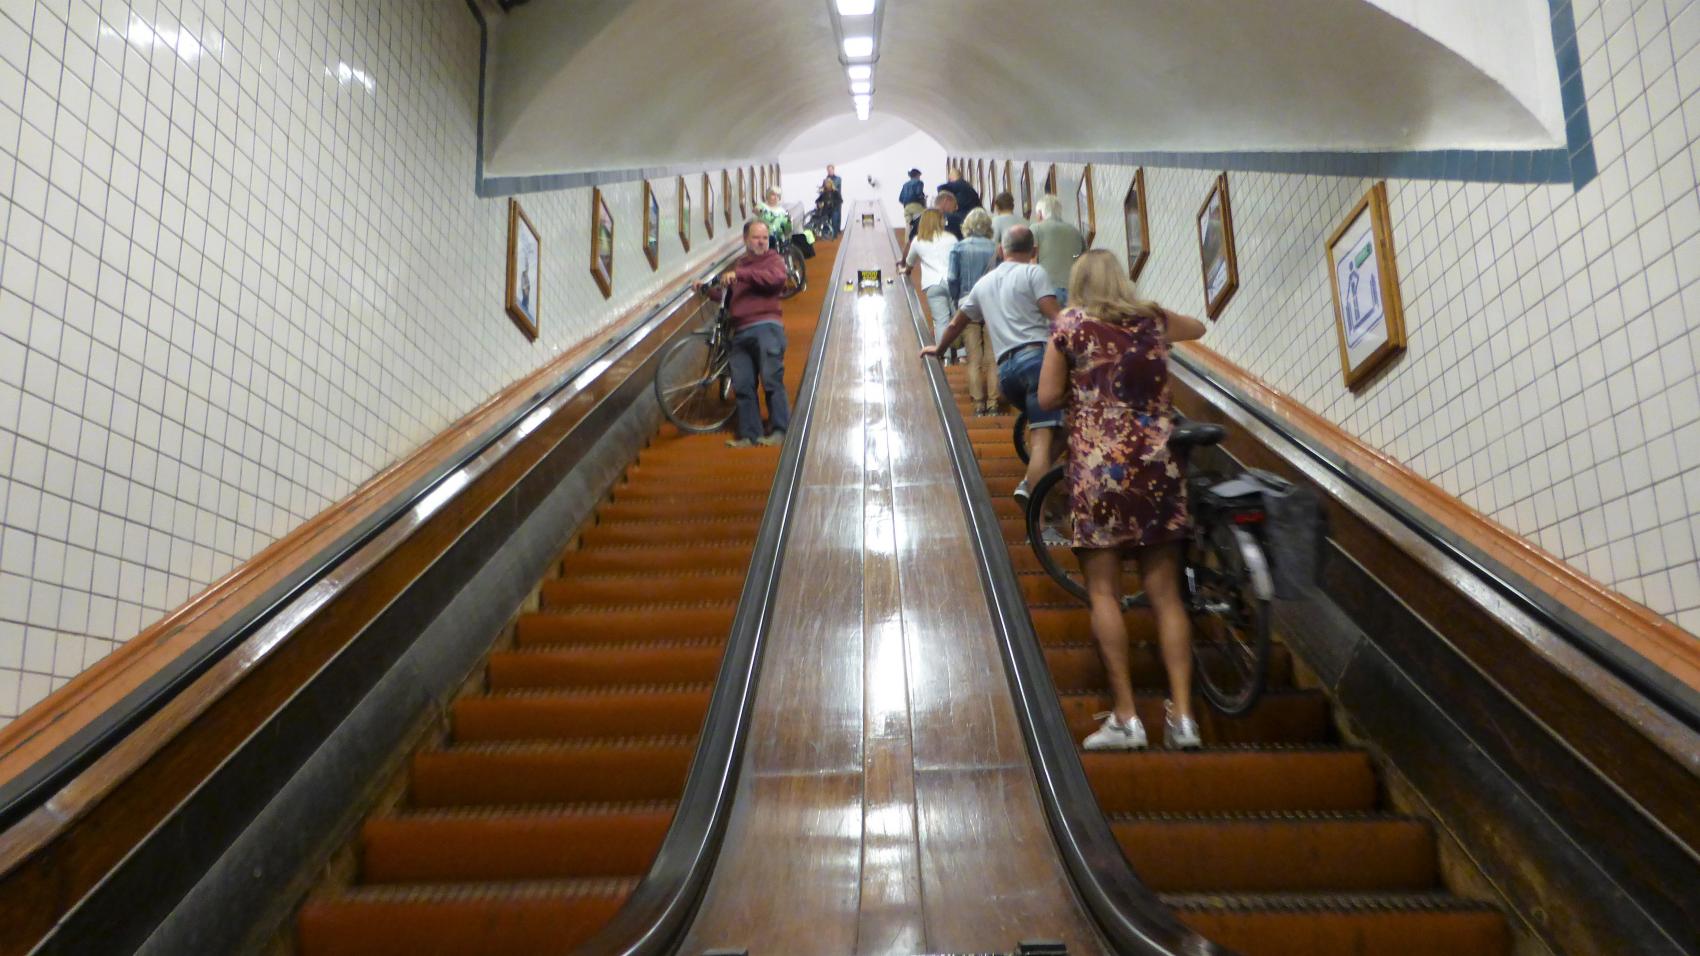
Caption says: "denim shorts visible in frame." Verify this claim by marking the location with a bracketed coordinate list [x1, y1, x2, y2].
[997, 345, 1061, 429]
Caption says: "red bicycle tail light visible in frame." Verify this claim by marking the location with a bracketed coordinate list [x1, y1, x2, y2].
[1232, 512, 1266, 525]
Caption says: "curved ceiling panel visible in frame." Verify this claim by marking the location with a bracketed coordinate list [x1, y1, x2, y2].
[484, 0, 1564, 177]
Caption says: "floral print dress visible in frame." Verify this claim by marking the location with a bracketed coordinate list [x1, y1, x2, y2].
[1050, 308, 1190, 551]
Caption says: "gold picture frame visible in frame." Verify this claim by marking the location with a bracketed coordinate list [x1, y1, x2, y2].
[1002, 160, 1012, 198]
[1043, 163, 1057, 195]
[737, 167, 747, 219]
[702, 172, 716, 239]
[1196, 173, 1239, 320]
[722, 169, 732, 228]
[1019, 162, 1033, 218]
[504, 198, 540, 341]
[677, 175, 692, 252]
[1327, 180, 1407, 389]
[642, 179, 660, 271]
[590, 187, 614, 299]
[1076, 163, 1096, 247]
[1123, 167, 1151, 283]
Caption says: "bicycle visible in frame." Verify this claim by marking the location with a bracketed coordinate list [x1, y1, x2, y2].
[1024, 419, 1276, 716]
[653, 284, 738, 433]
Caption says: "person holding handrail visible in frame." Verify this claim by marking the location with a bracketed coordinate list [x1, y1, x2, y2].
[699, 219, 790, 448]
[1036, 249, 1207, 750]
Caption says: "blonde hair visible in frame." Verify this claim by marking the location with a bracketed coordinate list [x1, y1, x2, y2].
[916, 208, 945, 242]
[962, 207, 994, 238]
[1067, 250, 1161, 323]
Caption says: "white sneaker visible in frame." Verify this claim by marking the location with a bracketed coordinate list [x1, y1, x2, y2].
[1164, 701, 1203, 750]
[1083, 712, 1147, 750]
[1013, 478, 1031, 505]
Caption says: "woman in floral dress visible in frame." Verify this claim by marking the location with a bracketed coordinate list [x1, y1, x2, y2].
[1037, 250, 1207, 750]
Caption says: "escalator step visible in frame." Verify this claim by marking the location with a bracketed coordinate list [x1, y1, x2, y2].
[542, 572, 745, 606]
[1081, 748, 1376, 814]
[452, 686, 712, 741]
[1058, 690, 1328, 745]
[488, 641, 725, 687]
[1113, 812, 1436, 892]
[615, 480, 773, 499]
[513, 605, 734, 644]
[361, 804, 674, 882]
[297, 878, 634, 956]
[596, 496, 767, 522]
[581, 516, 763, 545]
[1043, 641, 1293, 690]
[1164, 893, 1509, 956]
[561, 544, 755, 576]
[410, 738, 696, 807]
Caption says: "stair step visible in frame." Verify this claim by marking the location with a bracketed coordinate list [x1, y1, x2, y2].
[297, 879, 634, 956]
[580, 516, 762, 544]
[410, 739, 696, 807]
[974, 456, 1028, 477]
[489, 641, 725, 688]
[1165, 893, 1510, 956]
[1059, 690, 1328, 745]
[1043, 641, 1294, 690]
[1112, 812, 1435, 892]
[561, 543, 754, 575]
[514, 605, 734, 645]
[1019, 572, 1141, 607]
[1081, 748, 1377, 814]
[639, 444, 781, 466]
[541, 572, 744, 606]
[615, 481, 773, 499]
[361, 804, 674, 883]
[596, 496, 767, 522]
[453, 687, 712, 741]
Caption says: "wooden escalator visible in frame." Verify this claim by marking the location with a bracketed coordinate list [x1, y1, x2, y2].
[946, 364, 1513, 956]
[293, 240, 835, 956]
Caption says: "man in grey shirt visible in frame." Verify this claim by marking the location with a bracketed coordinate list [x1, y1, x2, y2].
[922, 225, 1062, 500]
[989, 191, 1027, 262]
[1032, 194, 1085, 306]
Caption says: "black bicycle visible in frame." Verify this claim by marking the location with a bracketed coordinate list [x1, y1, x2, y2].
[779, 233, 807, 300]
[1024, 421, 1275, 716]
[653, 284, 738, 432]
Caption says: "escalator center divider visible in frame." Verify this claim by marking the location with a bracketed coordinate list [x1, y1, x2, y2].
[881, 224, 1232, 956]
[572, 210, 861, 956]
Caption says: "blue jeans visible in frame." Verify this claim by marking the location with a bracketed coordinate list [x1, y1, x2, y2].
[997, 344, 1061, 429]
[730, 322, 790, 441]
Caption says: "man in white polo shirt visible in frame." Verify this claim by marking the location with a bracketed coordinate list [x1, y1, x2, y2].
[921, 224, 1062, 501]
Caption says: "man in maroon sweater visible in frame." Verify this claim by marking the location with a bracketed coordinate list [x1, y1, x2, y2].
[704, 220, 791, 447]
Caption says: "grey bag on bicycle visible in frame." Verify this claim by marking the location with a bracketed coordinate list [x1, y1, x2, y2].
[1206, 469, 1325, 600]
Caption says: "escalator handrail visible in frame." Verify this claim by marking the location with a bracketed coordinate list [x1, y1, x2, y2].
[0, 246, 744, 836]
[885, 227, 1234, 956]
[1168, 348, 1700, 735]
[568, 209, 856, 956]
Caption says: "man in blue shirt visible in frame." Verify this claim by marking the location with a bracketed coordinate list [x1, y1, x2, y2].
[826, 164, 844, 234]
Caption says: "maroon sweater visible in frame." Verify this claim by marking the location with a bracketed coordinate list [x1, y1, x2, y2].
[726, 249, 788, 331]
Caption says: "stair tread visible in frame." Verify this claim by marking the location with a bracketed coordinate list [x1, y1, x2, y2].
[322, 877, 639, 903]
[1112, 809, 1418, 823]
[1161, 891, 1499, 913]
[382, 800, 677, 821]
[432, 735, 696, 754]
[502, 637, 726, 653]
[483, 683, 713, 698]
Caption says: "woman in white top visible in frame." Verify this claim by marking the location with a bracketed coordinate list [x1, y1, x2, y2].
[902, 208, 960, 356]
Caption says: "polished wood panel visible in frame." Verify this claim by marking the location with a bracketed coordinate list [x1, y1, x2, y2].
[682, 210, 1109, 955]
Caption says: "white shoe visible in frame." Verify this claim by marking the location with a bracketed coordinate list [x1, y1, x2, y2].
[1083, 712, 1147, 750]
[1013, 478, 1031, 506]
[1164, 701, 1203, 750]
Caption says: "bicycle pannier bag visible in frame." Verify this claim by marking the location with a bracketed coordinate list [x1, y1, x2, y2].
[1246, 469, 1326, 599]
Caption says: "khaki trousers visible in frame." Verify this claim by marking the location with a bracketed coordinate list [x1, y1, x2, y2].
[959, 323, 999, 407]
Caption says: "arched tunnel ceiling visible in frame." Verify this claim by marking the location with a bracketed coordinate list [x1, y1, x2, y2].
[483, 0, 1565, 177]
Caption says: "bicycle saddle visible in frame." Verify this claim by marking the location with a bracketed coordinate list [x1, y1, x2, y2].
[1170, 421, 1226, 449]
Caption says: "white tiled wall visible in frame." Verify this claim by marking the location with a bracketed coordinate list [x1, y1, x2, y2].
[1032, 0, 1700, 639]
[0, 0, 737, 725]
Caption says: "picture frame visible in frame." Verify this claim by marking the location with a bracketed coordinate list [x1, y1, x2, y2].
[1020, 162, 1033, 218]
[703, 172, 716, 238]
[504, 198, 541, 341]
[1123, 166, 1151, 283]
[737, 167, 746, 219]
[677, 175, 692, 252]
[977, 158, 986, 194]
[1195, 172, 1239, 319]
[1076, 163, 1096, 247]
[1327, 180, 1407, 389]
[722, 169, 732, 228]
[1002, 160, 1012, 199]
[759, 165, 767, 200]
[1043, 163, 1057, 196]
[749, 165, 757, 205]
[590, 187, 614, 299]
[642, 179, 660, 270]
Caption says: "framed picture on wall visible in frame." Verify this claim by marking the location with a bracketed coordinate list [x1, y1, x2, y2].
[1124, 167, 1151, 283]
[643, 179, 660, 270]
[1327, 180, 1407, 389]
[1044, 163, 1057, 195]
[1076, 163, 1096, 247]
[1020, 162, 1033, 218]
[1002, 160, 1012, 199]
[749, 165, 757, 205]
[590, 187, 614, 298]
[1196, 173, 1239, 319]
[703, 172, 716, 238]
[722, 169, 732, 227]
[504, 198, 540, 341]
[760, 165, 767, 199]
[737, 168, 746, 218]
[978, 158, 986, 194]
[678, 175, 692, 252]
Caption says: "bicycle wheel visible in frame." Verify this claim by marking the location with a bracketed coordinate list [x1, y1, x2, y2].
[654, 332, 737, 433]
[1025, 465, 1088, 604]
[1187, 518, 1272, 716]
[780, 246, 806, 299]
[1012, 410, 1029, 463]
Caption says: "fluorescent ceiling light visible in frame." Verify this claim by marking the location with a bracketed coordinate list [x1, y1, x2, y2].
[842, 36, 874, 58]
[837, 0, 877, 14]
[853, 94, 871, 107]
[847, 64, 871, 80]
[850, 81, 870, 94]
